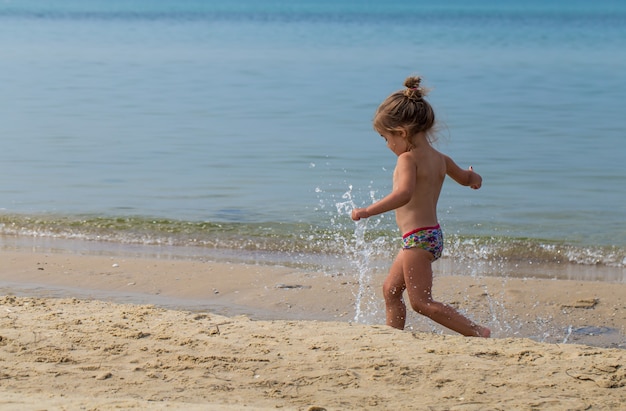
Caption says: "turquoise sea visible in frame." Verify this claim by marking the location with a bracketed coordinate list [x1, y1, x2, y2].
[1, 0, 625, 282]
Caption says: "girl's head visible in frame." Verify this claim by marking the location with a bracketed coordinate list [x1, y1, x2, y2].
[373, 76, 436, 147]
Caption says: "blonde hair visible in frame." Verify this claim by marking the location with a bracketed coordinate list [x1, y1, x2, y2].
[373, 76, 436, 146]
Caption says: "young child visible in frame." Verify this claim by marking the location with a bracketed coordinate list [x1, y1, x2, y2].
[351, 76, 491, 338]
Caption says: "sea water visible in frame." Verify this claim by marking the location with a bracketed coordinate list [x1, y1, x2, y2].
[1, 1, 625, 283]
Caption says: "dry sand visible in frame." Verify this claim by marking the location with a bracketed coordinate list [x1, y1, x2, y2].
[0, 250, 625, 410]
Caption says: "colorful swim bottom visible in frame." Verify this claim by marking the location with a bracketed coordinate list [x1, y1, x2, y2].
[402, 224, 443, 261]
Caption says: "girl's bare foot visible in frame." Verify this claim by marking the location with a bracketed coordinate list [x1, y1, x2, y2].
[477, 326, 491, 338]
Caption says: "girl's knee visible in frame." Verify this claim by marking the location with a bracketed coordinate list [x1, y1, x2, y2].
[382, 282, 404, 301]
[410, 299, 441, 317]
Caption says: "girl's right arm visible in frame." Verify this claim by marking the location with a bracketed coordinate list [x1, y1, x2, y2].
[351, 153, 415, 221]
[444, 155, 482, 189]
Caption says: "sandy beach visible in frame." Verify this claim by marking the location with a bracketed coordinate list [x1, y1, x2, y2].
[1, 249, 625, 410]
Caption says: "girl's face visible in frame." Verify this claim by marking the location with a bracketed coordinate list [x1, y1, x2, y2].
[380, 131, 409, 156]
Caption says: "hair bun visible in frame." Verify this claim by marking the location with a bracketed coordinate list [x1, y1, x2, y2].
[404, 76, 421, 90]
[403, 76, 427, 101]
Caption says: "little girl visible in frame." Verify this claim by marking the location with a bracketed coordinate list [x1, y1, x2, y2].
[351, 76, 490, 337]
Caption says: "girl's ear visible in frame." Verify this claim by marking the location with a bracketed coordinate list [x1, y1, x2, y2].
[395, 127, 408, 139]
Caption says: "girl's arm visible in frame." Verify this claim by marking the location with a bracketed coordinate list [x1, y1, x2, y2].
[351, 154, 415, 221]
[444, 155, 482, 189]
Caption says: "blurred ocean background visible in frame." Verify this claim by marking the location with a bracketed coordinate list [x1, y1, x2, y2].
[1, 0, 625, 281]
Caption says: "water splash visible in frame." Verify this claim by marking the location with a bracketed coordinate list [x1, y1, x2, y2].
[334, 185, 387, 323]
[562, 325, 573, 344]
[351, 224, 372, 322]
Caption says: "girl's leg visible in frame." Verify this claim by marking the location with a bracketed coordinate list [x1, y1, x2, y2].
[382, 250, 407, 329]
[402, 248, 490, 337]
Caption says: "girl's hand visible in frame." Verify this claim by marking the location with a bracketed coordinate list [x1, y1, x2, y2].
[468, 166, 482, 190]
[351, 208, 370, 221]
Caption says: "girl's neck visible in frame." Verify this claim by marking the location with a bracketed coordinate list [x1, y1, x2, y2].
[407, 132, 430, 151]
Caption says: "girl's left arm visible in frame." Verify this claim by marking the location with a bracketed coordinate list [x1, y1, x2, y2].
[444, 155, 482, 189]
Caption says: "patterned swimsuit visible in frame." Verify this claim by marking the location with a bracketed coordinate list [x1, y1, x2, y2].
[402, 224, 443, 261]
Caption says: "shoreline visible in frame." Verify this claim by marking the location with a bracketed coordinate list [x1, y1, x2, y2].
[2, 233, 625, 283]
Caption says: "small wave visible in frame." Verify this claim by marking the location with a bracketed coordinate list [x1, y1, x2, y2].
[1, 213, 623, 270]
[446, 236, 626, 268]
